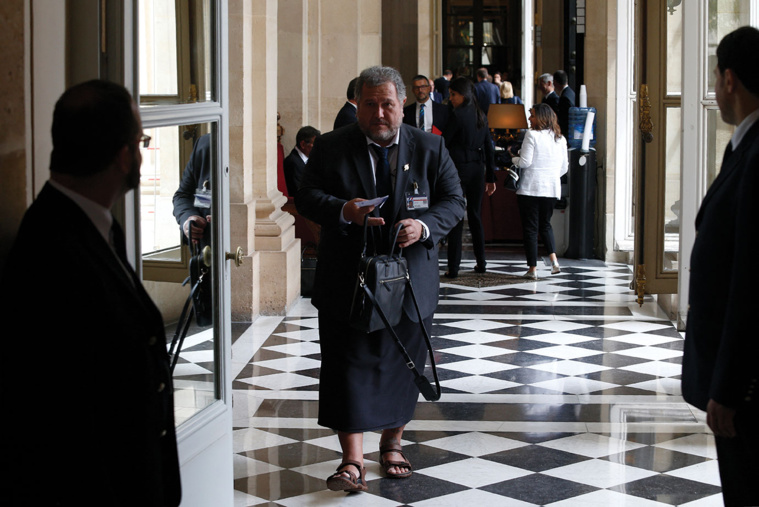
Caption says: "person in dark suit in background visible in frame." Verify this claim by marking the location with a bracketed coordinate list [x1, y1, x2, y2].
[429, 79, 443, 103]
[434, 69, 453, 101]
[333, 77, 359, 130]
[173, 132, 212, 248]
[1, 80, 181, 507]
[682, 26, 759, 507]
[553, 70, 575, 137]
[283, 126, 320, 196]
[403, 74, 449, 135]
[296, 65, 464, 492]
[474, 67, 500, 115]
[443, 76, 497, 277]
[538, 73, 559, 114]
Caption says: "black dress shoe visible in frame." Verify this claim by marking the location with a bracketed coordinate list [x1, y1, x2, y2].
[474, 264, 486, 274]
[444, 271, 458, 279]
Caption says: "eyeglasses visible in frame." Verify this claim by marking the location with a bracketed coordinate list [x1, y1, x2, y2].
[412, 85, 431, 90]
[137, 134, 151, 148]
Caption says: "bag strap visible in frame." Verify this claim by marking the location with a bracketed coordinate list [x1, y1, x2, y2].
[168, 272, 205, 373]
[359, 250, 441, 401]
[168, 222, 204, 374]
[360, 213, 403, 257]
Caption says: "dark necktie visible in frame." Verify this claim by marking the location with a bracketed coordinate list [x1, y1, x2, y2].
[371, 144, 392, 198]
[418, 103, 425, 130]
[110, 218, 136, 286]
[721, 141, 733, 166]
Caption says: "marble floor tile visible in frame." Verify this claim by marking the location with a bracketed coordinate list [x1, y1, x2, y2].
[225, 251, 722, 505]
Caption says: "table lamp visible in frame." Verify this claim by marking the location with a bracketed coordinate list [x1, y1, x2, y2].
[487, 103, 529, 144]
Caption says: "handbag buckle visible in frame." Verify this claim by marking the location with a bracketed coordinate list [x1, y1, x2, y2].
[406, 360, 415, 369]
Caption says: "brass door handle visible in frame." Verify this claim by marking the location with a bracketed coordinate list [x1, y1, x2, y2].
[225, 247, 244, 267]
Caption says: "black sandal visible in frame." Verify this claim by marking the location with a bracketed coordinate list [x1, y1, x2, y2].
[379, 443, 412, 479]
[326, 460, 368, 492]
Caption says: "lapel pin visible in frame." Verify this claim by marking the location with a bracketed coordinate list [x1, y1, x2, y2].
[403, 164, 410, 172]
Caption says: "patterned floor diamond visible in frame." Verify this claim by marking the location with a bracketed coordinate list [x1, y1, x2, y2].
[228, 250, 723, 506]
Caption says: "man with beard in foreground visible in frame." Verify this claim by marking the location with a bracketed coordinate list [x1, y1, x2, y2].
[1, 80, 181, 507]
[297, 66, 464, 492]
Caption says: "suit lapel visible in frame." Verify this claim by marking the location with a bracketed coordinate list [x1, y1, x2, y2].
[348, 126, 377, 199]
[45, 184, 161, 322]
[696, 121, 759, 227]
[392, 125, 415, 221]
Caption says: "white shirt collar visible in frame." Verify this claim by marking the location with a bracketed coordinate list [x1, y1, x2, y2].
[48, 179, 112, 244]
[295, 146, 309, 164]
[730, 107, 759, 151]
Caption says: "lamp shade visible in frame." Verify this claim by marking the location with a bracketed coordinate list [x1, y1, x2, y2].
[487, 103, 529, 130]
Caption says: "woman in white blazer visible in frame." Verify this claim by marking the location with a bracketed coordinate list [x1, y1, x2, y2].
[510, 103, 568, 279]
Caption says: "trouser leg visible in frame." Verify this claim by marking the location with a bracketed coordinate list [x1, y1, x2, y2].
[537, 197, 557, 256]
[517, 195, 539, 267]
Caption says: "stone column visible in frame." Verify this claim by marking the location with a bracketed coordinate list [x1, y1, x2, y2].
[0, 0, 28, 268]
[251, 0, 301, 315]
[229, 0, 301, 319]
[277, 0, 308, 152]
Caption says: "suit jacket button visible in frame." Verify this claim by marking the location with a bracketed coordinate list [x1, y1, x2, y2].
[160, 429, 167, 438]
[158, 382, 166, 393]
[148, 336, 157, 346]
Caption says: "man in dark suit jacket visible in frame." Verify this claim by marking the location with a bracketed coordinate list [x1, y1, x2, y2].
[474, 67, 500, 115]
[174, 132, 212, 248]
[282, 126, 320, 196]
[297, 66, 464, 491]
[538, 73, 560, 115]
[553, 70, 576, 137]
[682, 26, 759, 507]
[403, 74, 450, 135]
[333, 77, 359, 130]
[1, 80, 181, 506]
[434, 69, 452, 101]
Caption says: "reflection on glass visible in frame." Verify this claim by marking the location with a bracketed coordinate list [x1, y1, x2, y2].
[139, 0, 178, 96]
[482, 20, 504, 46]
[662, 107, 682, 272]
[706, 0, 750, 91]
[139, 0, 215, 105]
[141, 126, 182, 257]
[666, 3, 682, 95]
[140, 124, 217, 426]
[706, 108, 734, 187]
[447, 48, 475, 78]
[449, 18, 474, 46]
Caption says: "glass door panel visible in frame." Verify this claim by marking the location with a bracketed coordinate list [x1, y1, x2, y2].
[662, 106, 682, 272]
[138, 0, 216, 105]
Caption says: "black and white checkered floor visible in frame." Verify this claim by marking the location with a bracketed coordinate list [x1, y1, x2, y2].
[230, 253, 723, 506]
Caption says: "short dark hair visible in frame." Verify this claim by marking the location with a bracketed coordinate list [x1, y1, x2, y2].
[50, 79, 139, 176]
[346, 77, 359, 101]
[412, 75, 430, 84]
[717, 26, 759, 98]
[553, 70, 568, 88]
[296, 126, 320, 146]
[443, 69, 453, 77]
[476, 68, 488, 80]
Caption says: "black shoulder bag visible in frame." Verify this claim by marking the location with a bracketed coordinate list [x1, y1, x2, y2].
[503, 164, 522, 191]
[349, 216, 441, 401]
